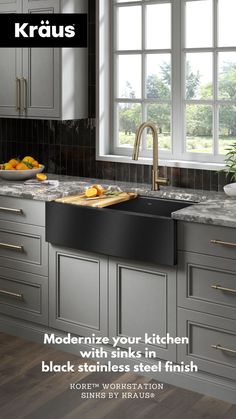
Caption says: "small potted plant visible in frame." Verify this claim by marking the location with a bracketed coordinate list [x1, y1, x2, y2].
[223, 142, 236, 181]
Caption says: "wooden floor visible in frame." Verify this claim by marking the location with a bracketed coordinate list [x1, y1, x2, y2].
[0, 332, 235, 419]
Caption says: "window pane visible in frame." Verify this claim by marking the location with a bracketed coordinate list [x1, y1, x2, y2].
[186, 53, 213, 100]
[146, 55, 171, 100]
[147, 104, 171, 151]
[185, 0, 212, 48]
[186, 105, 213, 153]
[117, 103, 141, 147]
[118, 55, 141, 98]
[117, 6, 141, 50]
[218, 52, 236, 100]
[146, 4, 171, 49]
[219, 105, 236, 154]
[218, 0, 236, 47]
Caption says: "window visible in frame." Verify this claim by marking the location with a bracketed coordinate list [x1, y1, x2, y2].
[97, 0, 236, 169]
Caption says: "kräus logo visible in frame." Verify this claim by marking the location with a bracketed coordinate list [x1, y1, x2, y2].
[0, 14, 87, 47]
[15, 20, 75, 39]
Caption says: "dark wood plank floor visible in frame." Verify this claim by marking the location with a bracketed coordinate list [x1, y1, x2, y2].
[0, 332, 235, 419]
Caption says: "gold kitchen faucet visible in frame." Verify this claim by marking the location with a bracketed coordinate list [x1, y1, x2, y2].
[132, 122, 169, 191]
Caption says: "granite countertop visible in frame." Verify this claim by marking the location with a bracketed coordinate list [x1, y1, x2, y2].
[0, 174, 235, 228]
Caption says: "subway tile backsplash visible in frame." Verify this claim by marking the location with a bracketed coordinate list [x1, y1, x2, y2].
[0, 0, 230, 192]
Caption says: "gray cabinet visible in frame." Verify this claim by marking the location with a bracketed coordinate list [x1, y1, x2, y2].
[0, 266, 48, 325]
[0, 220, 48, 276]
[49, 246, 108, 337]
[0, 196, 48, 324]
[22, 0, 60, 119]
[0, 0, 21, 117]
[178, 221, 236, 260]
[109, 258, 177, 361]
[177, 221, 236, 382]
[0, 0, 88, 119]
[0, 195, 45, 226]
[178, 251, 236, 320]
[178, 309, 236, 381]
[49, 246, 177, 356]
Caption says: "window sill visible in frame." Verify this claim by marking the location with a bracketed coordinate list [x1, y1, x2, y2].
[96, 154, 225, 171]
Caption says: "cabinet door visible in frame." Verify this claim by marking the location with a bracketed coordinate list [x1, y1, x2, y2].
[0, 1, 22, 117]
[49, 246, 108, 337]
[109, 258, 177, 361]
[22, 0, 60, 118]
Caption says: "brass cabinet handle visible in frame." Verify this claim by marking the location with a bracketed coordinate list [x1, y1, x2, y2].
[211, 344, 236, 354]
[210, 239, 236, 248]
[22, 77, 27, 111]
[0, 243, 24, 252]
[0, 206, 23, 214]
[0, 289, 23, 300]
[16, 77, 21, 111]
[211, 284, 236, 294]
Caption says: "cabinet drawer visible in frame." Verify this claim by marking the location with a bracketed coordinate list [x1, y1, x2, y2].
[178, 309, 236, 381]
[178, 222, 236, 260]
[0, 220, 48, 276]
[0, 196, 45, 226]
[178, 252, 236, 320]
[0, 266, 48, 325]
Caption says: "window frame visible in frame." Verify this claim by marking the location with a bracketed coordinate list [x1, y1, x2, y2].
[96, 0, 236, 170]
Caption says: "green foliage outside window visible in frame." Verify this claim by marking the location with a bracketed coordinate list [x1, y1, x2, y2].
[118, 61, 236, 153]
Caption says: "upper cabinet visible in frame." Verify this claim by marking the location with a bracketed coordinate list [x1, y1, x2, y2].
[0, 0, 88, 120]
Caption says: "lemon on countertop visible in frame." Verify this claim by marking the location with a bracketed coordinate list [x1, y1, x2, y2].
[36, 173, 47, 181]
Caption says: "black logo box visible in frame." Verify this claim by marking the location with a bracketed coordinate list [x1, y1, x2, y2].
[0, 14, 87, 48]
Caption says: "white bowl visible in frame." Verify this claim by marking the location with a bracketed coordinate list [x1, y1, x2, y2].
[223, 183, 236, 197]
[0, 165, 45, 181]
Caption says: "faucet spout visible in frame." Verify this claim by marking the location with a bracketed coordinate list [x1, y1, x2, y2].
[132, 122, 169, 191]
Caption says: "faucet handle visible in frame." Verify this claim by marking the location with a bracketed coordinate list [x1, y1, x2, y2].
[156, 177, 169, 186]
[152, 169, 169, 191]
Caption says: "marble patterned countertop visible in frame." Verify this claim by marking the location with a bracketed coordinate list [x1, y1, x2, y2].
[0, 174, 235, 228]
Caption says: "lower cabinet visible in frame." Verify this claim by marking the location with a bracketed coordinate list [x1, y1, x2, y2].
[109, 258, 176, 361]
[0, 266, 48, 325]
[178, 251, 236, 320]
[0, 196, 49, 325]
[178, 309, 236, 381]
[49, 246, 108, 337]
[177, 220, 236, 384]
[49, 245, 177, 361]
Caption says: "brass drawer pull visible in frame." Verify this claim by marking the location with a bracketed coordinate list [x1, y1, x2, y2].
[211, 284, 236, 294]
[211, 344, 236, 354]
[0, 289, 23, 300]
[0, 207, 23, 214]
[210, 239, 236, 248]
[0, 243, 24, 252]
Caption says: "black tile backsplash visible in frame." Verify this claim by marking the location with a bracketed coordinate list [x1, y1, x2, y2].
[0, 0, 230, 192]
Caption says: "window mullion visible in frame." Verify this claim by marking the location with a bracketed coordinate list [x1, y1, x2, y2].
[111, 1, 116, 153]
[141, 2, 147, 151]
[172, 0, 182, 159]
[213, 0, 218, 156]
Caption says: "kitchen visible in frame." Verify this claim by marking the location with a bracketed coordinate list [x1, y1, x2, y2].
[0, 1, 236, 418]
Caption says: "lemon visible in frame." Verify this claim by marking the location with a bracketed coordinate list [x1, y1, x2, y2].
[22, 156, 35, 164]
[36, 173, 47, 181]
[85, 187, 98, 198]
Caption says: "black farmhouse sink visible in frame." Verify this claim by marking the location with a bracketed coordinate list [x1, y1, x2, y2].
[46, 196, 192, 266]
[105, 196, 190, 217]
